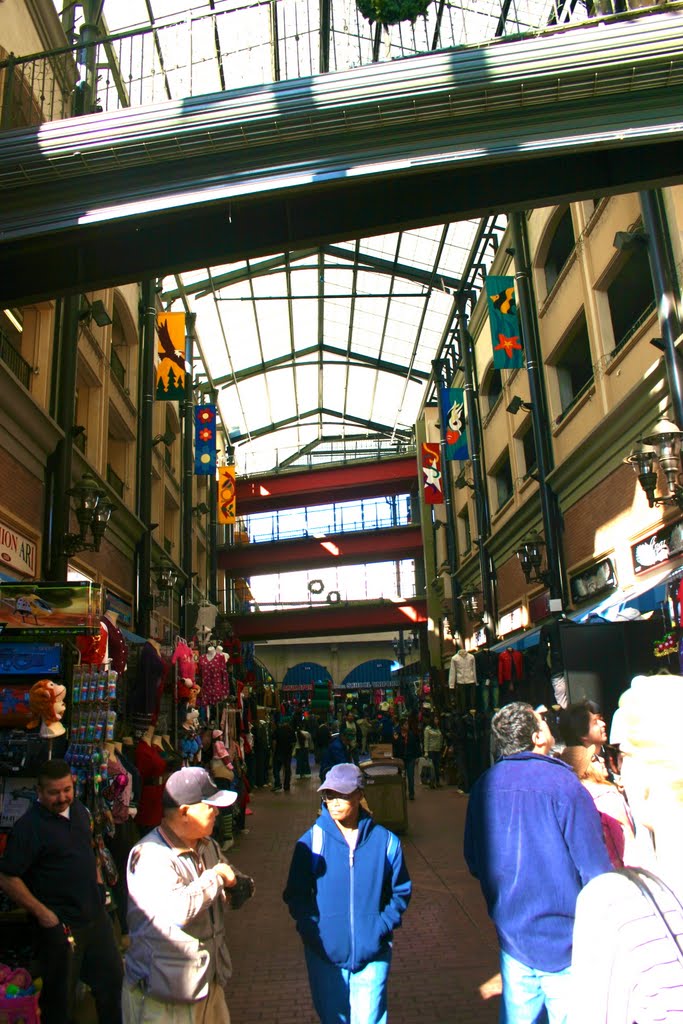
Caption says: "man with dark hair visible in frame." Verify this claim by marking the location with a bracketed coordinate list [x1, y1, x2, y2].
[465, 702, 611, 1024]
[284, 762, 411, 1024]
[0, 758, 123, 1023]
[272, 716, 296, 792]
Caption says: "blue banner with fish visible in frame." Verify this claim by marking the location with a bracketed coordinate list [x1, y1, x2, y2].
[486, 275, 524, 370]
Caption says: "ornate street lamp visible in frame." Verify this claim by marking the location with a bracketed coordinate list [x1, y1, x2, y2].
[156, 558, 179, 592]
[63, 472, 114, 555]
[625, 419, 683, 508]
[516, 530, 550, 586]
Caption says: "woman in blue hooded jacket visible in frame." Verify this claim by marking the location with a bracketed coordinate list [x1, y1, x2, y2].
[283, 763, 411, 1024]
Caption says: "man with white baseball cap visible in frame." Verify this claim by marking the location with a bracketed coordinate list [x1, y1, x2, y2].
[123, 767, 254, 1023]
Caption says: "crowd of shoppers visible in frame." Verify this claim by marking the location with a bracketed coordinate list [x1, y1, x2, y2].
[2, 676, 683, 1024]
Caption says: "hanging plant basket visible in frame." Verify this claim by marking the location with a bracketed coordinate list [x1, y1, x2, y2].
[356, 0, 433, 26]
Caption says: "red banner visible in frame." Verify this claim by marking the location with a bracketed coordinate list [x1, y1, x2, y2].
[421, 443, 443, 504]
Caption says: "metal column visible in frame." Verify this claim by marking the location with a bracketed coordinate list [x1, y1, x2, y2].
[639, 189, 683, 429]
[510, 211, 566, 606]
[181, 314, 196, 636]
[135, 281, 157, 638]
[432, 357, 464, 639]
[456, 295, 498, 631]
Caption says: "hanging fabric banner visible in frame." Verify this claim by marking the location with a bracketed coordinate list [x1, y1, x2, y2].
[485, 275, 524, 370]
[217, 466, 236, 524]
[194, 405, 217, 474]
[422, 442, 443, 504]
[439, 386, 468, 461]
[155, 312, 186, 400]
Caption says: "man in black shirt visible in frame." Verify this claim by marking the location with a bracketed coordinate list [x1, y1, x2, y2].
[0, 759, 123, 1023]
[272, 717, 296, 792]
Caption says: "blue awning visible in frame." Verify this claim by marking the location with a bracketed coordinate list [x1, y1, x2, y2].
[490, 627, 541, 654]
[120, 626, 149, 645]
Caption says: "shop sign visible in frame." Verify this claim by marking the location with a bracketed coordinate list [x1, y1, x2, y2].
[281, 683, 313, 692]
[0, 581, 103, 636]
[0, 522, 37, 578]
[632, 519, 683, 575]
[332, 680, 374, 691]
[498, 605, 526, 637]
[570, 558, 617, 603]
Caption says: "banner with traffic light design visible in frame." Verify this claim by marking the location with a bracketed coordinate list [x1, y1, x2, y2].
[194, 405, 217, 474]
[485, 275, 524, 370]
[218, 466, 236, 524]
[155, 312, 186, 400]
[421, 442, 443, 504]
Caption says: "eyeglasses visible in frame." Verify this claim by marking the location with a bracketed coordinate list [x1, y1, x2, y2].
[322, 792, 358, 804]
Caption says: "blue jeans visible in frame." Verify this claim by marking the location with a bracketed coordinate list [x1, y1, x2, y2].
[404, 758, 416, 798]
[499, 949, 571, 1024]
[305, 946, 391, 1024]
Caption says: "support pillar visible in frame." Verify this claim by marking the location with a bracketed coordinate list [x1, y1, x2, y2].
[456, 295, 498, 631]
[510, 211, 566, 606]
[432, 357, 465, 640]
[639, 189, 683, 429]
[181, 314, 196, 637]
[135, 281, 157, 638]
[46, 296, 80, 581]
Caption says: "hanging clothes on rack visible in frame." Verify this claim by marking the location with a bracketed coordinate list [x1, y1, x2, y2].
[129, 639, 165, 729]
[198, 645, 230, 705]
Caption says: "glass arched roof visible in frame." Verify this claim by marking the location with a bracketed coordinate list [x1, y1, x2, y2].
[57, 0, 599, 473]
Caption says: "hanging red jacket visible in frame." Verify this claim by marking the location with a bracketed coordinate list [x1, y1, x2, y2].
[498, 648, 524, 689]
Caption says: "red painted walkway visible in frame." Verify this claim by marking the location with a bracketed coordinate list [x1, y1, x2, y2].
[224, 773, 501, 1023]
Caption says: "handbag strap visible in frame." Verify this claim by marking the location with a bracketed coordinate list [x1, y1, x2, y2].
[619, 867, 683, 967]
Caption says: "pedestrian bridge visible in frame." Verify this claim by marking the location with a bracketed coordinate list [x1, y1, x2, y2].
[1, 8, 683, 304]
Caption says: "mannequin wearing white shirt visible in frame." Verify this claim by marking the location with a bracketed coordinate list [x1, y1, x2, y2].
[448, 648, 477, 712]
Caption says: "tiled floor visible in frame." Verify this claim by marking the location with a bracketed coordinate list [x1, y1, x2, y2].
[224, 772, 501, 1023]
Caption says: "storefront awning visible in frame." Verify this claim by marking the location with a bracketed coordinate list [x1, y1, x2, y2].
[490, 627, 541, 654]
[572, 565, 673, 623]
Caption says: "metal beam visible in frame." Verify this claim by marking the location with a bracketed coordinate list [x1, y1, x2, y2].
[226, 597, 428, 641]
[322, 244, 461, 293]
[2, 13, 683, 303]
[236, 454, 418, 515]
[218, 523, 423, 575]
[213, 343, 429, 388]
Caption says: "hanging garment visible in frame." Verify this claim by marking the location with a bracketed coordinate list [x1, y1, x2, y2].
[171, 639, 197, 682]
[198, 652, 230, 704]
[101, 615, 129, 675]
[135, 739, 167, 828]
[498, 648, 524, 689]
[129, 641, 165, 725]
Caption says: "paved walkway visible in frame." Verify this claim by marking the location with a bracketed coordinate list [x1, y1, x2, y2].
[225, 772, 501, 1024]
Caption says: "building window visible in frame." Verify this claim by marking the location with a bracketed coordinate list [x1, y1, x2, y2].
[491, 450, 513, 511]
[458, 506, 471, 554]
[0, 309, 32, 390]
[520, 421, 537, 478]
[606, 239, 656, 353]
[551, 311, 593, 417]
[482, 366, 502, 414]
[543, 207, 575, 295]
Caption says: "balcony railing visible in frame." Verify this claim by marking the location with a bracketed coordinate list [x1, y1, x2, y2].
[0, 329, 32, 390]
